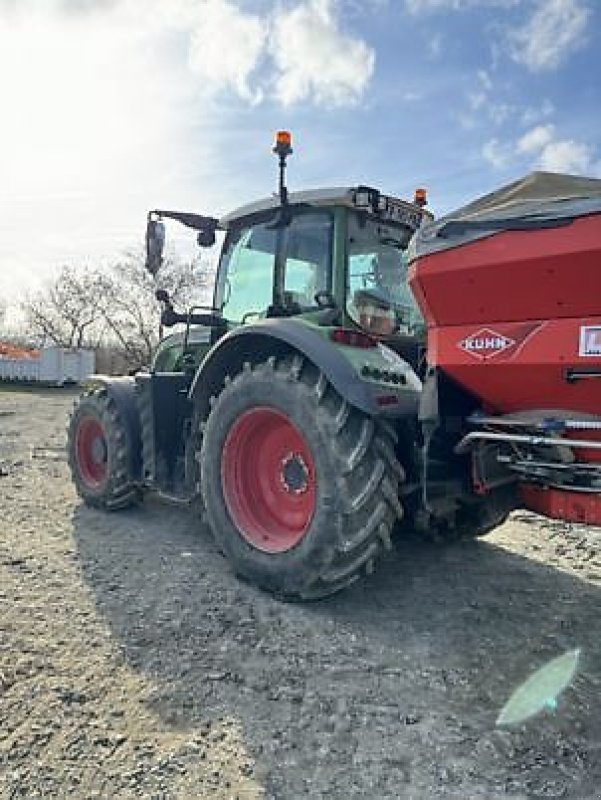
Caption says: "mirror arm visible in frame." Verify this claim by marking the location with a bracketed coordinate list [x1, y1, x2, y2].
[152, 210, 220, 234]
[161, 308, 223, 328]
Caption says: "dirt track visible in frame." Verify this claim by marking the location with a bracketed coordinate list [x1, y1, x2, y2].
[1, 387, 601, 799]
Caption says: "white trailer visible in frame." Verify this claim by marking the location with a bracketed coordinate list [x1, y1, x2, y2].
[0, 347, 95, 386]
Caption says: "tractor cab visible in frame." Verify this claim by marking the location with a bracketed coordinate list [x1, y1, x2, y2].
[149, 132, 432, 375]
[216, 185, 429, 335]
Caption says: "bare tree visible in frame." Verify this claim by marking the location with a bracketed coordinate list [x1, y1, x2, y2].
[21, 266, 106, 348]
[98, 249, 209, 368]
[21, 251, 211, 369]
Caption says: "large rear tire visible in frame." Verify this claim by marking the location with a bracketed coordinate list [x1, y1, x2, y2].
[67, 388, 140, 510]
[199, 356, 404, 600]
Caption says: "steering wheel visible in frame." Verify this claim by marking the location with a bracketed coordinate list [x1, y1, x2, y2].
[241, 310, 262, 324]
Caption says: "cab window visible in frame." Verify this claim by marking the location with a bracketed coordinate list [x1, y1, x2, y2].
[216, 211, 334, 323]
[347, 211, 424, 336]
[216, 221, 276, 323]
[283, 212, 333, 308]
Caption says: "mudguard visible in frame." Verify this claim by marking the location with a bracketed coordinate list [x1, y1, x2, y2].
[82, 375, 143, 480]
[189, 318, 421, 418]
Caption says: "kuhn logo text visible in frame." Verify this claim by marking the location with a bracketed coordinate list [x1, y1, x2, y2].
[459, 329, 515, 360]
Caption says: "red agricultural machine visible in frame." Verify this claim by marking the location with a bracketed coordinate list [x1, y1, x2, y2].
[411, 171, 601, 527]
[67, 133, 601, 599]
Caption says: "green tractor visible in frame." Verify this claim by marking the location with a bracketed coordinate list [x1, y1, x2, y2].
[67, 132, 496, 599]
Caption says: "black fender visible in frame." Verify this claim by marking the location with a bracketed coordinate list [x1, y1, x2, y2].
[188, 319, 418, 418]
[83, 375, 143, 480]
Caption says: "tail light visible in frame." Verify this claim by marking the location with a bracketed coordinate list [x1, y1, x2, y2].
[330, 328, 378, 349]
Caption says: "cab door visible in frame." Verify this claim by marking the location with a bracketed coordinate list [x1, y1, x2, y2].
[214, 209, 334, 323]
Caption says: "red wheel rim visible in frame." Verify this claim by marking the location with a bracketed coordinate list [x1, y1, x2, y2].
[221, 407, 316, 553]
[75, 416, 108, 488]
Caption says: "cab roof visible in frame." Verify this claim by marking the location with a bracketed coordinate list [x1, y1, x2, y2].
[219, 186, 429, 228]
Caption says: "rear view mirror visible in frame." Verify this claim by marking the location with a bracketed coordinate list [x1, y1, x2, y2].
[197, 229, 216, 247]
[145, 213, 165, 275]
[155, 288, 171, 304]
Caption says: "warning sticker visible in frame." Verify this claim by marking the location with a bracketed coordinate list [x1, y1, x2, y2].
[579, 326, 601, 357]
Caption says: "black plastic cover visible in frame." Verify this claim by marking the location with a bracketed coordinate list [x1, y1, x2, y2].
[412, 171, 601, 259]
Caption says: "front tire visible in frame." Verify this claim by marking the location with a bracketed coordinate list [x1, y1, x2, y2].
[199, 356, 404, 600]
[67, 388, 140, 510]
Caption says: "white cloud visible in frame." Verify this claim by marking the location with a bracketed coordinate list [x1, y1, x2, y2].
[0, 0, 378, 296]
[466, 71, 491, 113]
[463, 71, 516, 126]
[457, 113, 476, 130]
[166, 0, 376, 109]
[405, 0, 590, 73]
[270, 0, 374, 107]
[538, 139, 593, 173]
[404, 0, 452, 11]
[2, 0, 375, 110]
[488, 103, 514, 125]
[486, 124, 595, 175]
[0, 2, 228, 296]
[477, 69, 493, 92]
[403, 0, 518, 13]
[517, 124, 594, 173]
[187, 0, 267, 104]
[508, 0, 589, 72]
[482, 138, 511, 169]
[521, 99, 555, 126]
[468, 91, 486, 111]
[517, 124, 555, 154]
[404, 0, 472, 11]
[428, 32, 443, 58]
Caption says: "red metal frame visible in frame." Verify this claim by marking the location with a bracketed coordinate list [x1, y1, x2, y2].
[521, 484, 601, 526]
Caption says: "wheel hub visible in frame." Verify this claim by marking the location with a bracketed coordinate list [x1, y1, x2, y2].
[280, 452, 309, 495]
[90, 436, 107, 465]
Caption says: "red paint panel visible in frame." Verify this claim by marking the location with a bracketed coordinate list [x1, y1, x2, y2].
[428, 317, 601, 416]
[521, 484, 601, 526]
[410, 213, 601, 327]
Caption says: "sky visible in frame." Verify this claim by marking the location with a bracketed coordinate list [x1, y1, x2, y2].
[0, 0, 599, 303]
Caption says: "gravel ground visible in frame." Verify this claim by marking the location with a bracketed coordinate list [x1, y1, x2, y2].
[1, 387, 601, 800]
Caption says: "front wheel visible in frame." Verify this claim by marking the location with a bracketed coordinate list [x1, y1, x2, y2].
[199, 356, 404, 600]
[67, 388, 140, 510]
